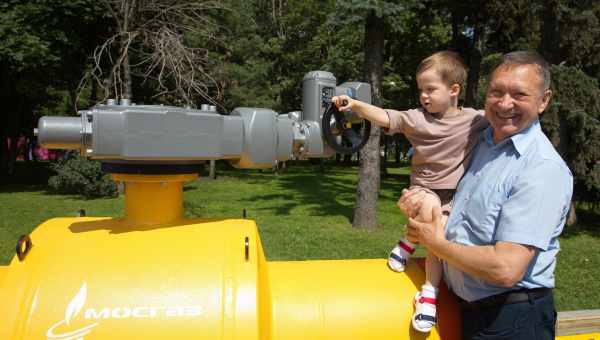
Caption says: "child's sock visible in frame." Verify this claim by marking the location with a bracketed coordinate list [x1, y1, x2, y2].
[387, 238, 415, 272]
[412, 283, 438, 333]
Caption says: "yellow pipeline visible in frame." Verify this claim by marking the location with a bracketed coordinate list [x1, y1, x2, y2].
[558, 335, 600, 340]
[0, 174, 589, 339]
[0, 214, 451, 339]
[0, 265, 6, 284]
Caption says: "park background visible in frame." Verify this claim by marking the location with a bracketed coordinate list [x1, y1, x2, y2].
[0, 0, 599, 312]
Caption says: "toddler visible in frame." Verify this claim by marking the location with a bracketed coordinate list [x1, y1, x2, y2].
[333, 51, 488, 333]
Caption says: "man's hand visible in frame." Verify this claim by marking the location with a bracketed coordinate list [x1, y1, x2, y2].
[407, 205, 447, 251]
[407, 205, 537, 287]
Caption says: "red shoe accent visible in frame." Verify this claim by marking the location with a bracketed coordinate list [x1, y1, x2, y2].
[398, 240, 415, 254]
[418, 296, 437, 305]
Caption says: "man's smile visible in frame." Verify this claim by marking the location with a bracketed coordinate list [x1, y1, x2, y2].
[496, 111, 518, 119]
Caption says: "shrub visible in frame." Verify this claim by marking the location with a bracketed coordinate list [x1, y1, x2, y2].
[48, 153, 117, 198]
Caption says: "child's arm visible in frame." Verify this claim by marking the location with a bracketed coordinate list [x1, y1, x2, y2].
[331, 95, 391, 128]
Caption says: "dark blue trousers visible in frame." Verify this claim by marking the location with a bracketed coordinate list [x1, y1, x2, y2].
[461, 291, 556, 339]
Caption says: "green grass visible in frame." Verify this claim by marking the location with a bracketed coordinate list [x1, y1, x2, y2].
[1, 161, 599, 311]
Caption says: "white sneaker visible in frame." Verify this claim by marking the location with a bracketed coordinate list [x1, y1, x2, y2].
[387, 239, 415, 272]
[412, 292, 437, 333]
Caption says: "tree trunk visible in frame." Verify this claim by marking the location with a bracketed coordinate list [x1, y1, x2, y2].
[8, 94, 26, 175]
[0, 62, 9, 175]
[451, 10, 460, 49]
[0, 132, 6, 175]
[90, 78, 98, 104]
[343, 153, 351, 164]
[465, 24, 483, 107]
[7, 131, 18, 175]
[68, 80, 78, 114]
[566, 200, 577, 226]
[115, 0, 133, 101]
[104, 71, 114, 99]
[394, 136, 401, 165]
[121, 36, 133, 100]
[381, 135, 388, 176]
[353, 9, 384, 230]
[540, 0, 562, 64]
[209, 160, 216, 179]
[2, 65, 20, 176]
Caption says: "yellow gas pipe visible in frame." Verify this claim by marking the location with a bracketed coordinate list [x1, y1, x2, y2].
[0, 174, 458, 339]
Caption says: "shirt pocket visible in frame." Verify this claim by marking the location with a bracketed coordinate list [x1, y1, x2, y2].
[461, 184, 505, 245]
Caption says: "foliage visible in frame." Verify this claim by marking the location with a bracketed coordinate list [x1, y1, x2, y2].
[0, 0, 109, 175]
[0, 0, 108, 108]
[382, 3, 452, 109]
[48, 153, 117, 198]
[206, 0, 344, 113]
[541, 65, 600, 204]
[1, 0, 599, 205]
[550, 0, 600, 78]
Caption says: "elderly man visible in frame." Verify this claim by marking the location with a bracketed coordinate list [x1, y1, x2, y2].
[404, 51, 573, 339]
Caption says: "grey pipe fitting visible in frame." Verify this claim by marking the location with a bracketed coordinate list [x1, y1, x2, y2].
[37, 116, 85, 150]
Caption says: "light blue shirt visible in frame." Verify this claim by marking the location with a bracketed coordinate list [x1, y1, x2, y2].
[443, 120, 573, 302]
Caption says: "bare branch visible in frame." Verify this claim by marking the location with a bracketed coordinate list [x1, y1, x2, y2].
[80, 0, 226, 108]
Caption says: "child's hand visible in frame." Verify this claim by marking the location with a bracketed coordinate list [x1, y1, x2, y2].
[331, 95, 353, 112]
[397, 188, 427, 218]
[397, 188, 442, 223]
[416, 193, 442, 223]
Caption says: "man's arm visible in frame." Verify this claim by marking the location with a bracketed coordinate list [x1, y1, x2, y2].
[407, 207, 536, 288]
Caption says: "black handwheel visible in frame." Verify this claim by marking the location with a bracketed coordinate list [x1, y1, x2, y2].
[321, 102, 371, 154]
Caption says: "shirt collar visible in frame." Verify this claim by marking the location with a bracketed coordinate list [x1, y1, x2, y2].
[483, 119, 541, 156]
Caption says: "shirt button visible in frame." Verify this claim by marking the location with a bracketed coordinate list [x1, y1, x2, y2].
[464, 195, 470, 201]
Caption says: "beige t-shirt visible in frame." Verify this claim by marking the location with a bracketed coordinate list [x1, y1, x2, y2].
[385, 107, 488, 190]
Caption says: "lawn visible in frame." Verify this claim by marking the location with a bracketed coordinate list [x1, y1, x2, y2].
[1, 161, 599, 312]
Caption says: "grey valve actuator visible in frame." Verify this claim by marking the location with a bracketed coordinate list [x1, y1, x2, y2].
[36, 71, 371, 169]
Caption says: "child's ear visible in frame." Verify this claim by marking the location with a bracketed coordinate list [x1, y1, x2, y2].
[450, 83, 461, 97]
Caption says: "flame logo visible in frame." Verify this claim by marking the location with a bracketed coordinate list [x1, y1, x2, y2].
[65, 283, 87, 326]
[47, 283, 98, 340]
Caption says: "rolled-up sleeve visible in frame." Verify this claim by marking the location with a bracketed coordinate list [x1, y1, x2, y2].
[494, 160, 573, 250]
[383, 109, 409, 135]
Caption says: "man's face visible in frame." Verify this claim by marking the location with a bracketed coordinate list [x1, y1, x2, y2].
[485, 64, 552, 143]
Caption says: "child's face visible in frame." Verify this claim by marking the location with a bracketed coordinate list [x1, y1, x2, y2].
[416, 68, 457, 114]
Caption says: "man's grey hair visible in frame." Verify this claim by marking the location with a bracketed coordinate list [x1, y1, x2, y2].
[498, 51, 551, 91]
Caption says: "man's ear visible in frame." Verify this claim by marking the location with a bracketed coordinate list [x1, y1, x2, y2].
[538, 89, 553, 114]
[450, 83, 461, 97]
